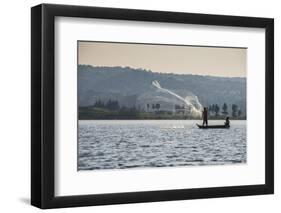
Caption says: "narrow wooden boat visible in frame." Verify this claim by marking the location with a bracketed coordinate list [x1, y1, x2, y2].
[196, 124, 230, 129]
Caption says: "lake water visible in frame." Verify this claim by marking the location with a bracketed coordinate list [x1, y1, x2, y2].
[78, 120, 246, 170]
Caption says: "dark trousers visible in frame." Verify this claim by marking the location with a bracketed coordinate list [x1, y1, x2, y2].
[203, 119, 208, 126]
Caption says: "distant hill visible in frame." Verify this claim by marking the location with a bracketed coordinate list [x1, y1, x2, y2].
[78, 65, 246, 116]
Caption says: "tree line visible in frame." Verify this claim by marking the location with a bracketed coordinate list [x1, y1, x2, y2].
[94, 99, 120, 111]
[208, 103, 242, 117]
[92, 100, 244, 118]
[94, 99, 140, 112]
[146, 103, 160, 111]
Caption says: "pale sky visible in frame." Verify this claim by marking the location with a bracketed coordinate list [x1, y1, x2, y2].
[78, 41, 247, 77]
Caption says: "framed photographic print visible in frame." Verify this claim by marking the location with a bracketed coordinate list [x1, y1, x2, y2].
[31, 4, 274, 209]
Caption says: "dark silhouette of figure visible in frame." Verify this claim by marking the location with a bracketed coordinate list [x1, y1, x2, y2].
[202, 107, 208, 126]
[225, 117, 230, 127]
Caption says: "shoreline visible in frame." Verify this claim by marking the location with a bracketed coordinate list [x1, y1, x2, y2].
[78, 118, 246, 120]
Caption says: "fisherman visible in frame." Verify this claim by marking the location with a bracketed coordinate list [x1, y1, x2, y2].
[202, 107, 208, 126]
[225, 117, 230, 127]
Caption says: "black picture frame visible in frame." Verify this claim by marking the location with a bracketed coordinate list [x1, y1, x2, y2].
[31, 3, 274, 209]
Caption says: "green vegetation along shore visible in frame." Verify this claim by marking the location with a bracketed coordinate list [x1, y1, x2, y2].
[79, 106, 246, 120]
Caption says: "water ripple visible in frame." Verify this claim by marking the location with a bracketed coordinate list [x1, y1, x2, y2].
[78, 120, 246, 170]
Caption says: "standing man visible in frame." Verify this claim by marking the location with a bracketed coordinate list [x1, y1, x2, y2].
[202, 107, 208, 126]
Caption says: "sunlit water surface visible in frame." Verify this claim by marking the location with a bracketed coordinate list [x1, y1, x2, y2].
[78, 120, 246, 170]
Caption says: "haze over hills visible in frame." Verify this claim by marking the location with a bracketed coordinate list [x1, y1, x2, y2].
[78, 65, 246, 116]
